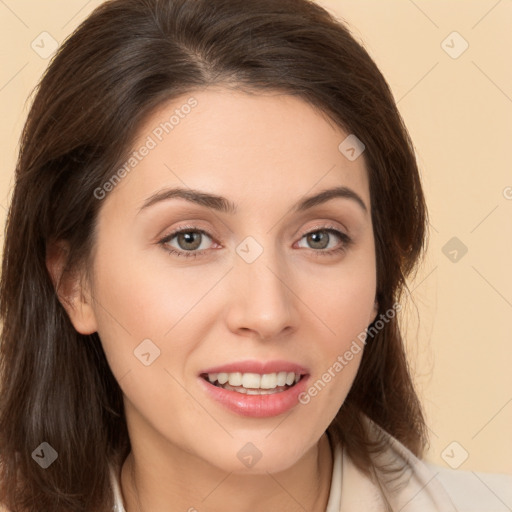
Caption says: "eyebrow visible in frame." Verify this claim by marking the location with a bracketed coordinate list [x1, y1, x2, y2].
[138, 185, 368, 216]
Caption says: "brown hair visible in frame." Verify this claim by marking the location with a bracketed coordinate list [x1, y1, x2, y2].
[0, 0, 428, 509]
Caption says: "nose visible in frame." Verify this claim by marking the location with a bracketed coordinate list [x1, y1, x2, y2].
[224, 241, 299, 340]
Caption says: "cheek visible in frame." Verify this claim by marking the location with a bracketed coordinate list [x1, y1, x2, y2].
[87, 244, 168, 375]
[293, 252, 376, 411]
[88, 247, 205, 433]
[89, 242, 224, 378]
[302, 250, 376, 346]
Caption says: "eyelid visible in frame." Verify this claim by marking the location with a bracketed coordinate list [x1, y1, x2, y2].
[299, 221, 348, 237]
[158, 221, 353, 259]
[159, 224, 217, 247]
[297, 224, 354, 252]
[158, 220, 348, 245]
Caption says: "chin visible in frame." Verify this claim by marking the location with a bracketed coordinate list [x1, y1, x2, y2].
[196, 431, 318, 475]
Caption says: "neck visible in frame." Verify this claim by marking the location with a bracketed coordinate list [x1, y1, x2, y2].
[120, 432, 334, 512]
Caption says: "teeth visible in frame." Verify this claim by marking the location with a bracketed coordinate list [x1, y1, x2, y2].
[206, 371, 301, 390]
[276, 371, 287, 386]
[285, 372, 296, 385]
[217, 373, 228, 384]
[242, 373, 261, 388]
[228, 372, 243, 386]
[221, 383, 282, 395]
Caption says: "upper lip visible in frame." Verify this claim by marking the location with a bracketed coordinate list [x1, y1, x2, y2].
[199, 360, 309, 376]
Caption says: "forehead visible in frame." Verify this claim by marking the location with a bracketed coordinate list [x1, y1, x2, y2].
[102, 87, 370, 216]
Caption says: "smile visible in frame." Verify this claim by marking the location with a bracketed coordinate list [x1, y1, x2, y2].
[203, 371, 302, 394]
[198, 371, 310, 417]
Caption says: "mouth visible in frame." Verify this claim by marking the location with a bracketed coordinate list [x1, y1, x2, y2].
[200, 371, 306, 395]
[197, 361, 311, 417]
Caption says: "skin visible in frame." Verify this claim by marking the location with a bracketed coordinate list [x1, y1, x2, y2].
[50, 87, 378, 511]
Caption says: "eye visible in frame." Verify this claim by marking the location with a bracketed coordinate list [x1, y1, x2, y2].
[159, 226, 216, 259]
[296, 227, 352, 257]
[158, 224, 353, 259]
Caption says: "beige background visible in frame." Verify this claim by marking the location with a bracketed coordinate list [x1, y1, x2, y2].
[1, 0, 510, 474]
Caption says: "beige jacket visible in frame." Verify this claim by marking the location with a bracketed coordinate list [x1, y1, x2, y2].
[326, 418, 512, 511]
[110, 419, 512, 511]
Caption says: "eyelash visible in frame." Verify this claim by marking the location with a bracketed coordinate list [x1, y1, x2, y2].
[158, 224, 353, 260]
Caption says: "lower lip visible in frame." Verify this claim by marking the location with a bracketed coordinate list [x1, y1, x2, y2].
[198, 375, 310, 418]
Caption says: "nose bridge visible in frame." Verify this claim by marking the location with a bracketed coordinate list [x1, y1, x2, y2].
[226, 234, 297, 337]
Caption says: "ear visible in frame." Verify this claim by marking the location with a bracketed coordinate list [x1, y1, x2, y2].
[46, 239, 98, 335]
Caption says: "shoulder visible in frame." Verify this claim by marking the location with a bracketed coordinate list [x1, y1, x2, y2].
[424, 461, 512, 512]
[353, 416, 512, 512]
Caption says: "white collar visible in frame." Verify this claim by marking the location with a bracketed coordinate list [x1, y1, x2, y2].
[337, 416, 457, 511]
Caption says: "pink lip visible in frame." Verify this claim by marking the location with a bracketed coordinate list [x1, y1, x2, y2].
[198, 374, 310, 418]
[199, 359, 309, 375]
[197, 360, 310, 418]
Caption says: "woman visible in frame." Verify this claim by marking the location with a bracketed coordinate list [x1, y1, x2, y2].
[0, 0, 510, 511]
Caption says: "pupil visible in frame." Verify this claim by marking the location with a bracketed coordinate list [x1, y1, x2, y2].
[180, 232, 201, 250]
[309, 231, 328, 249]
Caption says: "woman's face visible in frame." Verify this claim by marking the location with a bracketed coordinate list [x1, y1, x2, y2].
[80, 87, 377, 473]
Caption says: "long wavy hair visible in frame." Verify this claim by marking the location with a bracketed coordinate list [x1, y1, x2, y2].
[0, 0, 429, 509]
